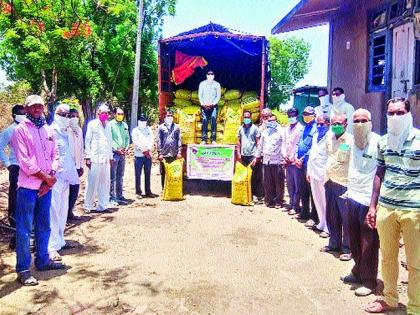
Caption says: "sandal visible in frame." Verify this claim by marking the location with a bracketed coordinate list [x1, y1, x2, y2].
[365, 300, 394, 313]
[339, 253, 352, 261]
[49, 251, 62, 261]
[18, 271, 38, 286]
[320, 245, 339, 253]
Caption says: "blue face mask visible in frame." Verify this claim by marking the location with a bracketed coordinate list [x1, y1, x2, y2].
[267, 121, 277, 129]
[317, 125, 329, 140]
[288, 117, 298, 124]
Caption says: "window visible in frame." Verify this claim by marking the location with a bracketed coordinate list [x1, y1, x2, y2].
[368, 30, 389, 92]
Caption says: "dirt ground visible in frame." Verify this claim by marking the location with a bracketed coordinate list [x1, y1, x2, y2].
[0, 161, 409, 315]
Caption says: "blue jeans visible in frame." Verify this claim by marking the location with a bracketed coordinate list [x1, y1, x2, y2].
[15, 188, 51, 272]
[201, 106, 217, 141]
[135, 156, 152, 195]
[110, 152, 126, 199]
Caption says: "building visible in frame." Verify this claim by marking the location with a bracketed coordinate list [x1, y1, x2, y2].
[272, 0, 420, 132]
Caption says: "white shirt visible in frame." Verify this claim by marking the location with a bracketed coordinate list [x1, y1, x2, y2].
[331, 101, 355, 133]
[307, 133, 328, 181]
[347, 133, 380, 206]
[315, 102, 332, 117]
[198, 80, 221, 106]
[52, 123, 79, 184]
[0, 122, 18, 167]
[67, 126, 84, 169]
[132, 126, 154, 157]
[257, 124, 286, 165]
[84, 119, 113, 163]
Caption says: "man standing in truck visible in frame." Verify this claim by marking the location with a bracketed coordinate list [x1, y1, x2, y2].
[198, 70, 221, 145]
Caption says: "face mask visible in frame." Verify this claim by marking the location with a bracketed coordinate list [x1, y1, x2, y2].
[288, 117, 298, 124]
[353, 121, 372, 149]
[267, 121, 277, 129]
[317, 125, 329, 141]
[70, 117, 79, 128]
[332, 94, 345, 105]
[14, 114, 26, 123]
[319, 95, 329, 107]
[331, 124, 345, 136]
[99, 113, 109, 122]
[164, 116, 173, 126]
[116, 114, 124, 122]
[243, 118, 252, 125]
[387, 113, 410, 135]
[207, 74, 214, 82]
[303, 115, 315, 124]
[138, 121, 147, 129]
[54, 114, 70, 129]
[387, 112, 413, 152]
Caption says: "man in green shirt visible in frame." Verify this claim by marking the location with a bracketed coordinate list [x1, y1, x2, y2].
[110, 107, 130, 205]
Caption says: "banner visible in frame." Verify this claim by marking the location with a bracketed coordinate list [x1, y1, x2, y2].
[186, 145, 235, 180]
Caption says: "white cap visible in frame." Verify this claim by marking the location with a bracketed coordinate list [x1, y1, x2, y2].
[24, 95, 45, 107]
[98, 104, 109, 112]
[55, 103, 70, 113]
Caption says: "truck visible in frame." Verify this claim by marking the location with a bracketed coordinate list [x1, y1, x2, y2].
[158, 23, 270, 181]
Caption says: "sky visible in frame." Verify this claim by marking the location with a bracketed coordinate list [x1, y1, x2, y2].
[0, 0, 329, 88]
[162, 0, 329, 87]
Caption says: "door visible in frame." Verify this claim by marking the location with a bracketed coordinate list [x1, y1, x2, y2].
[392, 22, 415, 98]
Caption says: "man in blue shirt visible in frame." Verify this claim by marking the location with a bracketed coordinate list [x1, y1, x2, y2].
[0, 104, 25, 240]
[293, 106, 318, 227]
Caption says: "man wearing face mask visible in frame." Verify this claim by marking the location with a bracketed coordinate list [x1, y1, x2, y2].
[321, 114, 353, 261]
[315, 88, 332, 117]
[341, 109, 380, 297]
[307, 114, 330, 238]
[132, 114, 157, 198]
[284, 108, 303, 214]
[237, 110, 263, 204]
[198, 70, 221, 145]
[110, 107, 130, 205]
[157, 110, 182, 188]
[48, 104, 79, 262]
[331, 87, 355, 133]
[259, 108, 272, 131]
[256, 115, 286, 208]
[365, 98, 419, 314]
[11, 95, 64, 286]
[84, 104, 113, 213]
[66, 108, 84, 221]
[293, 106, 318, 227]
[0, 105, 25, 238]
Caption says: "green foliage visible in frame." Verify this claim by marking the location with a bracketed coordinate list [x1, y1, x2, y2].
[0, 81, 32, 129]
[0, 0, 176, 122]
[269, 37, 311, 108]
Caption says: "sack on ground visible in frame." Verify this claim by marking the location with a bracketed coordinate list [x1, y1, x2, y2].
[231, 162, 253, 206]
[163, 159, 184, 201]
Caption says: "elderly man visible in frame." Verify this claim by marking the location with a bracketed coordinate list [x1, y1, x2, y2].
[284, 107, 303, 213]
[0, 104, 25, 244]
[257, 115, 286, 208]
[198, 70, 221, 145]
[11, 95, 65, 286]
[259, 108, 272, 131]
[331, 87, 355, 133]
[315, 88, 332, 117]
[48, 104, 79, 262]
[341, 109, 380, 297]
[157, 110, 182, 188]
[110, 107, 130, 205]
[307, 114, 330, 238]
[67, 107, 84, 221]
[321, 113, 353, 261]
[365, 98, 419, 315]
[84, 104, 113, 213]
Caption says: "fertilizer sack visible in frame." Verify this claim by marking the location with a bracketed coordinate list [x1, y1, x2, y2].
[231, 162, 253, 206]
[174, 89, 192, 100]
[224, 89, 242, 101]
[163, 159, 185, 201]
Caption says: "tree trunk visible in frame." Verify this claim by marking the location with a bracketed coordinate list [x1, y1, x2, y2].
[80, 97, 93, 136]
[130, 0, 144, 132]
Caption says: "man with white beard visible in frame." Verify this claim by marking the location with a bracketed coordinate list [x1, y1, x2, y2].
[331, 87, 355, 133]
[315, 88, 332, 117]
[341, 109, 380, 297]
[84, 104, 113, 213]
[365, 98, 419, 314]
[48, 104, 79, 261]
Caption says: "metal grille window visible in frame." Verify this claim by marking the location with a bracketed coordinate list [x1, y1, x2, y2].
[368, 30, 390, 92]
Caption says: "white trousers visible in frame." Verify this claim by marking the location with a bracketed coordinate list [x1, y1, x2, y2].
[310, 177, 329, 233]
[84, 161, 110, 211]
[48, 179, 69, 252]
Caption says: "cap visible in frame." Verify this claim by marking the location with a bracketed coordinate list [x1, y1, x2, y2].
[287, 107, 298, 115]
[55, 103, 70, 113]
[303, 106, 315, 115]
[24, 95, 45, 107]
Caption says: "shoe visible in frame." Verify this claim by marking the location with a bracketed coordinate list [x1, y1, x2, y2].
[355, 286, 373, 297]
[117, 198, 128, 205]
[304, 219, 316, 228]
[145, 192, 158, 198]
[339, 253, 352, 261]
[36, 259, 65, 271]
[292, 213, 301, 220]
[266, 204, 275, 208]
[275, 204, 283, 209]
[288, 209, 296, 215]
[320, 245, 340, 253]
[136, 194, 143, 199]
[319, 231, 329, 238]
[49, 251, 62, 261]
[119, 196, 130, 203]
[200, 141, 206, 145]
[341, 273, 361, 284]
[17, 271, 38, 286]
[211, 141, 217, 145]
[109, 199, 119, 207]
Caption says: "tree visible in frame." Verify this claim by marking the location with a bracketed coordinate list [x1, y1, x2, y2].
[268, 37, 311, 107]
[0, 81, 31, 129]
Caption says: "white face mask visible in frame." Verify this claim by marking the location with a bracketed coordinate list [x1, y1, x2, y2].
[353, 121, 372, 149]
[207, 74, 214, 82]
[54, 114, 70, 129]
[164, 116, 173, 126]
[69, 117, 79, 128]
[387, 112, 413, 152]
[319, 95, 329, 107]
[138, 121, 147, 129]
[332, 94, 345, 105]
[14, 114, 26, 123]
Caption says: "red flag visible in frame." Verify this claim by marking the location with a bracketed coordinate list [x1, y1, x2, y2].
[172, 51, 208, 85]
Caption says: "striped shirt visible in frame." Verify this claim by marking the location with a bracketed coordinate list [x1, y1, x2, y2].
[377, 128, 420, 211]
